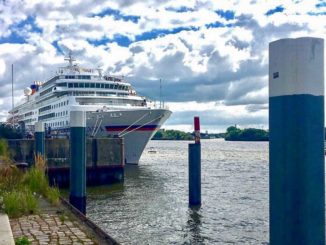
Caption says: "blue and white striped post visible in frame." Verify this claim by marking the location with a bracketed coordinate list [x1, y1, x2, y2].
[269, 37, 324, 244]
[35, 121, 45, 156]
[69, 111, 87, 215]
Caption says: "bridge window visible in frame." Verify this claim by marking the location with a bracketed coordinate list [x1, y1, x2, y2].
[65, 75, 75, 79]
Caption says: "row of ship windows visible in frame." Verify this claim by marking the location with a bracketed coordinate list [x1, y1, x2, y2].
[53, 100, 69, 109]
[58, 82, 130, 91]
[39, 101, 69, 113]
[65, 75, 91, 80]
[24, 118, 37, 123]
[38, 110, 68, 120]
[69, 91, 126, 96]
[24, 111, 35, 117]
[64, 75, 123, 82]
[56, 111, 68, 117]
[45, 121, 69, 127]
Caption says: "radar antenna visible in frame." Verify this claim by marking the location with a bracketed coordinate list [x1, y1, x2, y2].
[97, 67, 103, 79]
[64, 50, 76, 67]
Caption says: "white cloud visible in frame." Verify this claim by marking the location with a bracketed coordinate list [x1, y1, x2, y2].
[0, 0, 325, 132]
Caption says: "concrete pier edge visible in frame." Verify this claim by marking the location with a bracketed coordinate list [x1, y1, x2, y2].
[0, 213, 15, 245]
[59, 196, 119, 245]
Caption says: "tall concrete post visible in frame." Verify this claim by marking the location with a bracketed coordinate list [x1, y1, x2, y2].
[269, 37, 324, 244]
[69, 111, 87, 215]
[189, 117, 201, 206]
[35, 121, 45, 156]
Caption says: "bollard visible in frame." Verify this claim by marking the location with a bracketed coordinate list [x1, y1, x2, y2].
[35, 121, 45, 156]
[69, 111, 87, 215]
[189, 117, 201, 206]
[269, 37, 324, 244]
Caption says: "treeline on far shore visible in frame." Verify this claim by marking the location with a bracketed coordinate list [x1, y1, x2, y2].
[224, 126, 269, 141]
[152, 129, 225, 141]
[152, 126, 269, 141]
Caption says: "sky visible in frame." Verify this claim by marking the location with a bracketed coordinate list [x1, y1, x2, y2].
[0, 0, 325, 132]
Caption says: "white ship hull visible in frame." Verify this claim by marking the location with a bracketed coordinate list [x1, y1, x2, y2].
[86, 108, 171, 164]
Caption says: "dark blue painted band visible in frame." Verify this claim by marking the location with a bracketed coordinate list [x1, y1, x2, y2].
[189, 143, 201, 206]
[35, 132, 45, 156]
[69, 195, 86, 215]
[269, 94, 325, 244]
[70, 127, 86, 199]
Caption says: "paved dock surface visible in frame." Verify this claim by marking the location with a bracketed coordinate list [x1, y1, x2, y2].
[10, 214, 95, 244]
[9, 198, 106, 245]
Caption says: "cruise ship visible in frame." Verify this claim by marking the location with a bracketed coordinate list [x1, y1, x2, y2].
[8, 53, 172, 164]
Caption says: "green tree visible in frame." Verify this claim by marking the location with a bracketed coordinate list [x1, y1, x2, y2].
[225, 126, 268, 141]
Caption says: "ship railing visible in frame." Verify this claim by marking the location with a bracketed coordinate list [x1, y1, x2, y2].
[150, 101, 169, 110]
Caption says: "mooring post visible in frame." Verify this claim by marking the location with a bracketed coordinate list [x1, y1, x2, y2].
[35, 121, 45, 156]
[269, 37, 324, 244]
[69, 111, 87, 215]
[189, 116, 201, 206]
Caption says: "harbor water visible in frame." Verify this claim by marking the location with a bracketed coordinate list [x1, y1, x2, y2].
[87, 139, 269, 244]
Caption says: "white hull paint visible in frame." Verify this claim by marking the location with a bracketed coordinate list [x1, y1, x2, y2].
[87, 108, 172, 164]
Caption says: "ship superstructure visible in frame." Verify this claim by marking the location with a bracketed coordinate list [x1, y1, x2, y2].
[8, 53, 171, 164]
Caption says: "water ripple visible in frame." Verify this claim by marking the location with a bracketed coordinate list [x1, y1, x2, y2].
[87, 139, 269, 244]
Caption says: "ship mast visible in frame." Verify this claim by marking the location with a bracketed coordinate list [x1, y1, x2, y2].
[64, 50, 76, 68]
[11, 64, 14, 110]
[159, 78, 162, 108]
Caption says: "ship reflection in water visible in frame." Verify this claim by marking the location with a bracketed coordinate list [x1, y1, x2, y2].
[87, 139, 269, 244]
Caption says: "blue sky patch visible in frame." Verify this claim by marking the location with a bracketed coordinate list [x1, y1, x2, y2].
[0, 32, 26, 44]
[135, 26, 199, 43]
[0, 16, 42, 44]
[316, 2, 326, 8]
[265, 6, 285, 16]
[52, 41, 61, 52]
[308, 11, 326, 15]
[88, 35, 133, 47]
[215, 10, 235, 20]
[15, 16, 42, 33]
[166, 6, 194, 12]
[89, 27, 201, 47]
[91, 8, 140, 23]
[205, 21, 225, 29]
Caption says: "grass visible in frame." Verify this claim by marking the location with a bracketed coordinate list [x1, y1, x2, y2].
[2, 189, 38, 217]
[0, 141, 61, 217]
[0, 138, 10, 160]
[15, 236, 31, 245]
[59, 213, 66, 223]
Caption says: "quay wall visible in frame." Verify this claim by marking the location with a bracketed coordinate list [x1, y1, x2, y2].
[7, 138, 124, 187]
